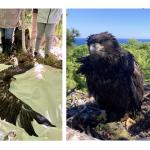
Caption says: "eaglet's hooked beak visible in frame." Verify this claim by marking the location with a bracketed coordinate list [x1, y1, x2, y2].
[89, 43, 104, 54]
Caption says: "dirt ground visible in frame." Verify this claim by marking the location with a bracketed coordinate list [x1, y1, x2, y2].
[67, 86, 150, 140]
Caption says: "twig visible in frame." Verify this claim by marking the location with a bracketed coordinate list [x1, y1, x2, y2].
[67, 88, 76, 96]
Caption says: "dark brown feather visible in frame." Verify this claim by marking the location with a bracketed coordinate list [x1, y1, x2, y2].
[77, 32, 144, 120]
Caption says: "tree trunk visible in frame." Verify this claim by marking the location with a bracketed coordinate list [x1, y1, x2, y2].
[21, 9, 26, 52]
[30, 11, 37, 49]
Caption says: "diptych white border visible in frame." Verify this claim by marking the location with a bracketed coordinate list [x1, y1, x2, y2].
[1, 0, 150, 150]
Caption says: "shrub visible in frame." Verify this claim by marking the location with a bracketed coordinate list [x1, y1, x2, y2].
[67, 40, 150, 91]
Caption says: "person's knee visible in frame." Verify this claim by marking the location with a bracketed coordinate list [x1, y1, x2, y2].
[45, 35, 53, 42]
[36, 31, 44, 41]
[36, 36, 42, 41]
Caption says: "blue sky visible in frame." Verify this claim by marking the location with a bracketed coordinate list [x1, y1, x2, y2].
[67, 9, 150, 39]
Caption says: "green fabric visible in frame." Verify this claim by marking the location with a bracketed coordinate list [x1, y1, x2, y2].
[0, 64, 11, 71]
[0, 64, 62, 140]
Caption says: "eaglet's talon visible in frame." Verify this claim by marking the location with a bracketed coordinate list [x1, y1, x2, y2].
[121, 116, 136, 130]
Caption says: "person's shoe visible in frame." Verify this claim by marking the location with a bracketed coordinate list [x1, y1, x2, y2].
[34, 51, 40, 58]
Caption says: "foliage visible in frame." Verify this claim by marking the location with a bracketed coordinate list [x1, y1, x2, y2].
[55, 16, 62, 36]
[122, 39, 150, 82]
[22, 9, 32, 28]
[54, 16, 63, 47]
[67, 28, 80, 47]
[37, 53, 62, 69]
[67, 45, 88, 91]
[67, 39, 150, 91]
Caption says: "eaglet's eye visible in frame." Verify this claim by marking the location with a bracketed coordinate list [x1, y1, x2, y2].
[89, 43, 104, 53]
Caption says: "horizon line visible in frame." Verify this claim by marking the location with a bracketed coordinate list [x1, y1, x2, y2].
[75, 37, 150, 39]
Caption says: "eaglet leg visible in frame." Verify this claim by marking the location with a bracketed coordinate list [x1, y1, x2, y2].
[121, 113, 136, 129]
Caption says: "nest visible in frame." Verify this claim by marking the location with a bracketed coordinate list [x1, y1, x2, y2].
[67, 87, 150, 140]
[0, 52, 62, 69]
[36, 53, 62, 69]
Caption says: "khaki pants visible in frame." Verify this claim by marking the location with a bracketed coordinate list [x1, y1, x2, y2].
[35, 22, 55, 54]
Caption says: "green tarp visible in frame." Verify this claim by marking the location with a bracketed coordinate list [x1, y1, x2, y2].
[0, 63, 62, 140]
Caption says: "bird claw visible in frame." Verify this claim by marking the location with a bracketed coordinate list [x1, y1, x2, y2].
[121, 117, 136, 130]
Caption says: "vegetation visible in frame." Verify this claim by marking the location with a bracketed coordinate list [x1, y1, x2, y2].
[67, 45, 87, 90]
[67, 38, 150, 91]
[67, 28, 80, 47]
